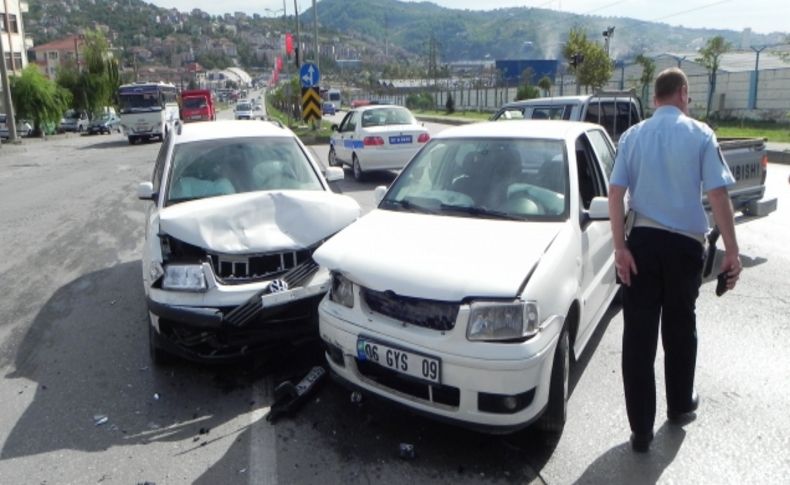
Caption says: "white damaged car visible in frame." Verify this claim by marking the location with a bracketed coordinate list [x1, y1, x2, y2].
[138, 120, 360, 363]
[315, 120, 619, 433]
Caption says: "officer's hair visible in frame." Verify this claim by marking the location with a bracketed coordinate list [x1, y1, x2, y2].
[654, 68, 688, 100]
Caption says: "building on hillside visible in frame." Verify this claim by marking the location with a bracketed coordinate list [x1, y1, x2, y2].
[29, 35, 86, 80]
[2, 0, 31, 75]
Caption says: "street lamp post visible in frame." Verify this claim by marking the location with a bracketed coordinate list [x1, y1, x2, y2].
[750, 45, 768, 110]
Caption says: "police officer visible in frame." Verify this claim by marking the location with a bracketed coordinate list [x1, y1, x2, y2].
[608, 67, 742, 453]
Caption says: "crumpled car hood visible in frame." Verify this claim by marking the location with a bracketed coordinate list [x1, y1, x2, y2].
[159, 190, 360, 254]
[314, 209, 563, 301]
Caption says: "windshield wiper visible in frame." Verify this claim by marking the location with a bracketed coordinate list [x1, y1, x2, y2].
[439, 203, 524, 220]
[380, 198, 435, 214]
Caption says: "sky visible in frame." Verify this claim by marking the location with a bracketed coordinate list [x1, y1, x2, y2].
[151, 0, 789, 35]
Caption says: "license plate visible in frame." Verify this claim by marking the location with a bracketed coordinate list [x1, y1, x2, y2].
[389, 135, 412, 145]
[356, 337, 441, 384]
[190, 115, 203, 120]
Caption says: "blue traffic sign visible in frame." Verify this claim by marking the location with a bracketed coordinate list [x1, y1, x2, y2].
[299, 63, 320, 88]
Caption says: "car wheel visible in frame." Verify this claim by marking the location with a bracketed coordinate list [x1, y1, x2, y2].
[537, 325, 569, 435]
[352, 154, 364, 182]
[328, 146, 339, 167]
[149, 320, 175, 366]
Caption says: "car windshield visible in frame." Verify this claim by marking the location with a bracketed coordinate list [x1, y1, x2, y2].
[236, 103, 252, 111]
[166, 137, 324, 205]
[381, 138, 569, 220]
[360, 107, 415, 127]
[183, 98, 207, 109]
[119, 92, 162, 113]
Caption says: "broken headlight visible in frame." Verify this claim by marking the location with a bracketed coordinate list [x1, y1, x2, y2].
[162, 264, 207, 292]
[466, 300, 539, 342]
[329, 272, 354, 308]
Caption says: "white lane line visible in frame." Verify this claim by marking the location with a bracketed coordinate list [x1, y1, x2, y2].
[250, 376, 277, 485]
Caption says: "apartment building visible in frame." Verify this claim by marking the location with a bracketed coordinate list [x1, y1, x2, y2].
[1, 0, 30, 73]
[30, 34, 85, 80]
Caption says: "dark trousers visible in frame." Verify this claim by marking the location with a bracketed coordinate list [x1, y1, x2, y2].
[622, 227, 704, 434]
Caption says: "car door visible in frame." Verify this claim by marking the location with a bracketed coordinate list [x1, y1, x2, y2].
[334, 111, 358, 163]
[574, 131, 616, 349]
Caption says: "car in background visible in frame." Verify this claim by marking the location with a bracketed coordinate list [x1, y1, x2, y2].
[234, 101, 254, 120]
[0, 114, 33, 139]
[322, 101, 336, 116]
[59, 109, 90, 133]
[88, 112, 121, 135]
[328, 104, 430, 181]
[315, 120, 620, 435]
[136, 120, 360, 363]
[252, 103, 266, 120]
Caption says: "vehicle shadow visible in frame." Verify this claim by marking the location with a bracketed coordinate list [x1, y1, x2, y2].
[196, 305, 624, 484]
[0, 261, 281, 460]
[572, 423, 686, 485]
[80, 138, 132, 150]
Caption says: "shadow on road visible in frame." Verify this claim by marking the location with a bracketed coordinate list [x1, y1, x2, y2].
[0, 261, 282, 460]
[80, 138, 134, 150]
[572, 423, 686, 485]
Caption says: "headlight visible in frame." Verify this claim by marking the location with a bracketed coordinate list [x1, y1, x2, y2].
[466, 300, 540, 341]
[329, 272, 354, 308]
[162, 264, 207, 291]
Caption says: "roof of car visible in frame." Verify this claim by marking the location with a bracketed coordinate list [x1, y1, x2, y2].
[433, 120, 604, 141]
[174, 120, 293, 144]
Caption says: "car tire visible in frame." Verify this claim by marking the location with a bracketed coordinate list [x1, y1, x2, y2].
[328, 146, 339, 167]
[149, 321, 175, 366]
[352, 154, 365, 182]
[537, 325, 569, 435]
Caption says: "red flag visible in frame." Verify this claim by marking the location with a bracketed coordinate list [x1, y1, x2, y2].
[285, 33, 293, 55]
[276, 55, 283, 72]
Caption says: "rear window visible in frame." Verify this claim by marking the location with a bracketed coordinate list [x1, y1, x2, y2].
[183, 98, 207, 109]
[361, 107, 415, 127]
[584, 101, 640, 139]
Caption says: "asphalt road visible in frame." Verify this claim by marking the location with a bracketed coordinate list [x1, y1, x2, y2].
[0, 115, 788, 485]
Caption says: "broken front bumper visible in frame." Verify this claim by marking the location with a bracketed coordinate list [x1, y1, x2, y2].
[147, 262, 330, 361]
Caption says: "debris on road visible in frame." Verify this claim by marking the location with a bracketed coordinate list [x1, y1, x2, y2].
[94, 415, 109, 426]
[399, 442, 416, 460]
[153, 392, 160, 400]
[266, 366, 326, 423]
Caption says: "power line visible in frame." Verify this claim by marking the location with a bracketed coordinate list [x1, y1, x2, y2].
[652, 0, 732, 22]
[583, 0, 629, 15]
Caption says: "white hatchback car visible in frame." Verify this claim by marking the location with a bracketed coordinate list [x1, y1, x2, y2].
[137, 120, 360, 363]
[328, 104, 430, 181]
[315, 120, 619, 433]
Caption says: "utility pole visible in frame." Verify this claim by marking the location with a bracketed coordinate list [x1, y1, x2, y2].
[602, 26, 615, 58]
[0, 28, 18, 144]
[293, 0, 301, 69]
[312, 0, 319, 69]
[750, 45, 768, 110]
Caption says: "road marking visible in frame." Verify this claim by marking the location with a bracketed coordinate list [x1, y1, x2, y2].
[250, 376, 277, 484]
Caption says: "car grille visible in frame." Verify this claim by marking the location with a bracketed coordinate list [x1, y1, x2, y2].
[360, 288, 459, 331]
[209, 249, 312, 284]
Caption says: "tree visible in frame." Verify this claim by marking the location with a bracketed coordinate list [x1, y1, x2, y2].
[563, 28, 613, 93]
[538, 75, 553, 96]
[696, 35, 732, 119]
[10, 65, 72, 137]
[56, 29, 116, 118]
[445, 92, 455, 114]
[634, 54, 656, 107]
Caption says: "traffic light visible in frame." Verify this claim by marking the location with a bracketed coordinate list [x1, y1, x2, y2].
[570, 53, 584, 68]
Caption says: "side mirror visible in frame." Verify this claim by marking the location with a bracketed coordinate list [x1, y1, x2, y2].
[137, 181, 156, 201]
[331, 124, 339, 132]
[324, 166, 344, 182]
[587, 196, 610, 220]
[374, 186, 388, 205]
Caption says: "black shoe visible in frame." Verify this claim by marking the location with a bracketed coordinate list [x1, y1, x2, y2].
[630, 431, 654, 453]
[668, 393, 700, 425]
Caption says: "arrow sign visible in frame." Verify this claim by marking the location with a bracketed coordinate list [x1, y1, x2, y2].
[299, 62, 320, 88]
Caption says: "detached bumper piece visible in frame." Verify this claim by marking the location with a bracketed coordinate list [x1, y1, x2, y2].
[266, 366, 327, 423]
[224, 259, 320, 327]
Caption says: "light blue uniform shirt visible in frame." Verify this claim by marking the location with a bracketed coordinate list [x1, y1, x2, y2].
[610, 106, 735, 237]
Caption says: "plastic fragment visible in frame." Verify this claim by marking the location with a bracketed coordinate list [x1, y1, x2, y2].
[350, 391, 362, 404]
[399, 442, 416, 460]
[153, 393, 160, 400]
[94, 415, 109, 426]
